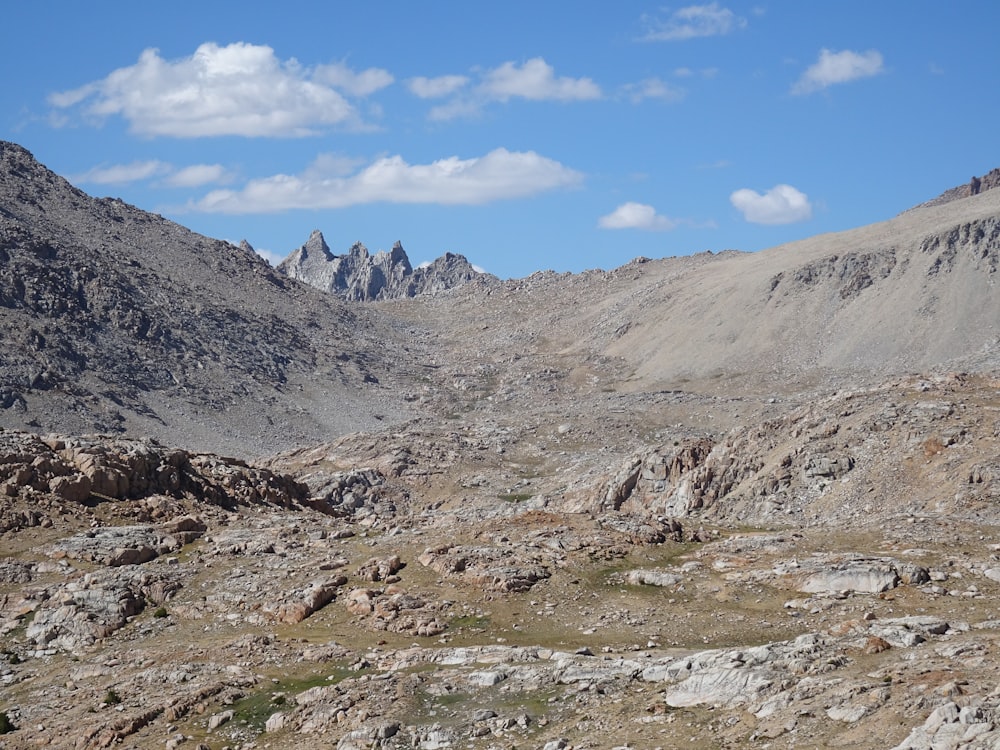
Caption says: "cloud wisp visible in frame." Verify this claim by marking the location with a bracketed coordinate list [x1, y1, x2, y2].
[479, 58, 601, 102]
[422, 57, 601, 121]
[792, 49, 885, 95]
[71, 159, 232, 188]
[48, 42, 391, 137]
[163, 164, 234, 188]
[621, 78, 685, 104]
[641, 3, 747, 42]
[730, 184, 812, 225]
[313, 61, 393, 97]
[70, 160, 170, 185]
[407, 75, 470, 99]
[599, 202, 677, 231]
[191, 148, 583, 214]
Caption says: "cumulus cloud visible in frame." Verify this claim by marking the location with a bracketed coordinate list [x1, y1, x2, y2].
[163, 164, 233, 188]
[48, 42, 366, 137]
[191, 148, 583, 214]
[641, 3, 747, 41]
[730, 184, 812, 225]
[622, 77, 685, 104]
[72, 160, 170, 185]
[599, 202, 677, 231]
[479, 58, 602, 102]
[792, 49, 884, 94]
[407, 75, 469, 99]
[313, 62, 394, 96]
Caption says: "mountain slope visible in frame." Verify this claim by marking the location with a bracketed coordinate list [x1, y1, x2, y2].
[377, 186, 1000, 401]
[0, 142, 417, 455]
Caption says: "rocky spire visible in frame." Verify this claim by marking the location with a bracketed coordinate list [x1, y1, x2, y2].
[276, 233, 496, 301]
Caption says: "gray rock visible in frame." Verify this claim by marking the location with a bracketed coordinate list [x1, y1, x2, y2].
[625, 569, 681, 587]
[264, 711, 286, 732]
[799, 563, 899, 594]
[277, 231, 496, 301]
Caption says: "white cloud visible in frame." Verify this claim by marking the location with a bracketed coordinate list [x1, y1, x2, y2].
[599, 202, 677, 231]
[191, 148, 583, 214]
[642, 4, 747, 41]
[313, 62, 394, 96]
[421, 58, 600, 121]
[408, 75, 469, 98]
[622, 77, 685, 104]
[49, 42, 363, 137]
[428, 98, 484, 122]
[730, 184, 812, 224]
[163, 163, 232, 188]
[479, 58, 601, 102]
[72, 160, 170, 185]
[791, 49, 884, 95]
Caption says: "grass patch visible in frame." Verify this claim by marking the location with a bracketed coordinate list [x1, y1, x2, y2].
[450, 614, 491, 630]
[229, 666, 359, 732]
[497, 493, 533, 503]
[435, 692, 468, 707]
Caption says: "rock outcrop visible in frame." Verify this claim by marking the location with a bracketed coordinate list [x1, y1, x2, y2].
[277, 230, 495, 301]
[910, 167, 1000, 210]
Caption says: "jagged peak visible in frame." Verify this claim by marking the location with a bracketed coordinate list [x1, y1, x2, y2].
[276, 234, 494, 301]
[386, 241, 412, 271]
[347, 241, 369, 258]
[302, 230, 333, 260]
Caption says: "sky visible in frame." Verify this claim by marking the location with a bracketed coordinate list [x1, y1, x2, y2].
[2, 2, 998, 279]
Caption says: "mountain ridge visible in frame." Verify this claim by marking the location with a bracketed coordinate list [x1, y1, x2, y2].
[277, 229, 497, 301]
[2, 139, 999, 456]
[0, 141, 417, 456]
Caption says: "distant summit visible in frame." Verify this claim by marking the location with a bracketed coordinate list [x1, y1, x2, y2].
[277, 230, 496, 301]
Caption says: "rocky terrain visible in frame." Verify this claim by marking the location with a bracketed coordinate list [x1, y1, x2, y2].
[277, 230, 495, 302]
[1, 142, 1000, 749]
[910, 168, 1000, 211]
[0, 142, 421, 456]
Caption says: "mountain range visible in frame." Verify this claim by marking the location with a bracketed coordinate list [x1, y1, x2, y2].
[3, 141, 1000, 749]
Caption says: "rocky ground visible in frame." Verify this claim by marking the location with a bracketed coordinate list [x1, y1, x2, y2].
[2, 368, 1000, 750]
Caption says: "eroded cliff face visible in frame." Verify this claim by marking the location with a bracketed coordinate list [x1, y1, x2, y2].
[277, 230, 496, 301]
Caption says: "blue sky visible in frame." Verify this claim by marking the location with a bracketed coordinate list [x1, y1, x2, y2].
[3, 2, 998, 279]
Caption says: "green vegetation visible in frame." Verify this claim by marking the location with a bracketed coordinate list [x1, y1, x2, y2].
[102, 689, 122, 706]
[435, 691, 468, 706]
[230, 667, 358, 731]
[450, 614, 491, 630]
[152, 606, 168, 618]
[497, 492, 533, 503]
